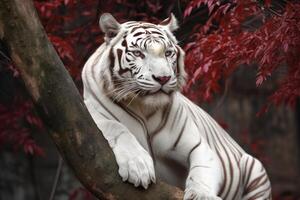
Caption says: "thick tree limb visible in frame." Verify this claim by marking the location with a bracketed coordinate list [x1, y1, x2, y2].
[0, 1, 183, 199]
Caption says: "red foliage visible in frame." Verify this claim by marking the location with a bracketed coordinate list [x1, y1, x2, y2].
[0, 98, 44, 156]
[183, 0, 300, 107]
[184, 0, 222, 17]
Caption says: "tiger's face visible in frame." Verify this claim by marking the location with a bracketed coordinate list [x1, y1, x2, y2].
[100, 13, 186, 108]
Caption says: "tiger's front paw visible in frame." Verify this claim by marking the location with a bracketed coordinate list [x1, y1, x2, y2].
[113, 143, 156, 189]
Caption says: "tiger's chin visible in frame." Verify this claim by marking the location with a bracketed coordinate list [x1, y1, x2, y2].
[119, 90, 174, 111]
[137, 91, 175, 110]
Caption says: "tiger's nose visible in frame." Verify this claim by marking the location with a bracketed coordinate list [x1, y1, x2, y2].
[152, 75, 171, 85]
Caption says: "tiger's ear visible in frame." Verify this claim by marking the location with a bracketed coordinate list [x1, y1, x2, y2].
[159, 13, 178, 32]
[99, 13, 121, 39]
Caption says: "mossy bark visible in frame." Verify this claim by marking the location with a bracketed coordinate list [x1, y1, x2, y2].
[0, 0, 183, 199]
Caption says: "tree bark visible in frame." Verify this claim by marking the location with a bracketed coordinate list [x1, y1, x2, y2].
[0, 1, 183, 199]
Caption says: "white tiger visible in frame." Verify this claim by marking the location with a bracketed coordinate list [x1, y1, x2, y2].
[82, 13, 272, 200]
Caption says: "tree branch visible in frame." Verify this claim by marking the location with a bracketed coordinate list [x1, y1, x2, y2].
[0, 0, 183, 199]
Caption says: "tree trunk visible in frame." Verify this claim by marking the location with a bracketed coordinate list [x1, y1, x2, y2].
[0, 1, 183, 199]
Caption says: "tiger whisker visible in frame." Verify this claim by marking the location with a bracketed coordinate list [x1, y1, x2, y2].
[112, 88, 132, 102]
[105, 83, 137, 96]
[112, 86, 138, 102]
[126, 90, 141, 107]
[119, 88, 141, 103]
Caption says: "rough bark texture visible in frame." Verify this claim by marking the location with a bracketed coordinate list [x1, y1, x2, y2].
[0, 0, 183, 199]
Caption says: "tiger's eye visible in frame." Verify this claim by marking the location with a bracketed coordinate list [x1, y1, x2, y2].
[133, 50, 143, 57]
[165, 50, 172, 57]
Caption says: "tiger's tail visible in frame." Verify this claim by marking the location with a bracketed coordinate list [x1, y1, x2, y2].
[240, 154, 272, 200]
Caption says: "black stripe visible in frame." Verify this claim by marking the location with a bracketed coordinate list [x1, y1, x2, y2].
[216, 146, 227, 197]
[117, 49, 132, 76]
[243, 157, 250, 185]
[130, 26, 141, 33]
[170, 105, 183, 130]
[250, 184, 271, 199]
[133, 32, 144, 37]
[190, 164, 210, 170]
[125, 57, 131, 63]
[151, 31, 163, 35]
[196, 110, 231, 198]
[231, 156, 242, 199]
[134, 66, 141, 75]
[246, 158, 255, 187]
[84, 60, 119, 121]
[135, 37, 142, 43]
[193, 108, 227, 197]
[187, 140, 201, 164]
[186, 106, 211, 144]
[245, 173, 268, 195]
[121, 39, 127, 47]
[172, 117, 188, 149]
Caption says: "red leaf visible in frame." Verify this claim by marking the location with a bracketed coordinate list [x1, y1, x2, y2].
[256, 75, 265, 86]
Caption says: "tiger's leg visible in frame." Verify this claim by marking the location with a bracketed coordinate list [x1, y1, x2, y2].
[86, 102, 156, 189]
[184, 140, 223, 200]
[240, 154, 272, 200]
[97, 120, 156, 189]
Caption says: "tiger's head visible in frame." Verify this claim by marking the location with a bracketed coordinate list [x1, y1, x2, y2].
[99, 13, 186, 108]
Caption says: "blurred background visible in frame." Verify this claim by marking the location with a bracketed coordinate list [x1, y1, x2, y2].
[0, 0, 299, 199]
